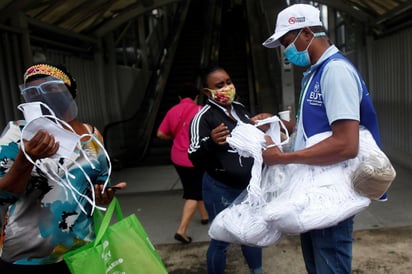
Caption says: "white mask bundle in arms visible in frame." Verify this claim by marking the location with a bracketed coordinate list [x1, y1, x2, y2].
[209, 117, 395, 247]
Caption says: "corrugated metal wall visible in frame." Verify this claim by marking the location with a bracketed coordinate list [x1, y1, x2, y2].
[0, 43, 151, 135]
[368, 27, 412, 166]
[0, 29, 25, 129]
[37, 51, 152, 133]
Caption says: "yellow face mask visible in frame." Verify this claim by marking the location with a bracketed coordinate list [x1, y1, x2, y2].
[206, 84, 236, 105]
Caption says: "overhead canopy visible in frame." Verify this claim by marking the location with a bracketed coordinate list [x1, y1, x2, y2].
[313, 0, 412, 35]
[1, 0, 411, 37]
[0, 0, 180, 37]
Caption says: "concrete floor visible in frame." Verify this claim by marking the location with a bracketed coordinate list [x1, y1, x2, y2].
[111, 162, 412, 245]
[110, 162, 412, 273]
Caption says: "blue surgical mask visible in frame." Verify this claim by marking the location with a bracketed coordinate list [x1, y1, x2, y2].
[284, 43, 311, 67]
[284, 30, 325, 67]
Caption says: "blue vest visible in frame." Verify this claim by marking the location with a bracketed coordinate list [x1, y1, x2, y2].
[302, 53, 381, 147]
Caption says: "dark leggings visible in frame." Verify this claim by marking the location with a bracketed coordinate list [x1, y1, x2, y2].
[0, 258, 70, 274]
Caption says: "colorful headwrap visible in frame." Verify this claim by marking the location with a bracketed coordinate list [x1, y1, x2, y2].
[23, 64, 72, 86]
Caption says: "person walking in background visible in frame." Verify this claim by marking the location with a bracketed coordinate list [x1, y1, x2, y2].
[261, 4, 382, 273]
[188, 66, 262, 274]
[157, 82, 208, 244]
[0, 63, 126, 273]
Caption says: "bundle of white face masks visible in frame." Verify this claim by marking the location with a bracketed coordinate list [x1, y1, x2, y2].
[208, 116, 288, 246]
[225, 116, 289, 206]
[209, 117, 395, 247]
[18, 102, 112, 214]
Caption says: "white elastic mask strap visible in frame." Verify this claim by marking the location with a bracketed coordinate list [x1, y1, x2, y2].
[19, 115, 105, 214]
[79, 133, 112, 194]
[58, 156, 106, 214]
[255, 116, 290, 147]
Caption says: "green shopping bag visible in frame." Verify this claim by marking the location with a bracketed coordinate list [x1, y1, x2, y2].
[64, 198, 168, 274]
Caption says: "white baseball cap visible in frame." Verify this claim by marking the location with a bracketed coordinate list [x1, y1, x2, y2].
[263, 4, 323, 48]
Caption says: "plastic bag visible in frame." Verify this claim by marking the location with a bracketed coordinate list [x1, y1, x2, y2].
[263, 162, 371, 234]
[352, 139, 396, 200]
[209, 124, 390, 247]
[208, 185, 283, 247]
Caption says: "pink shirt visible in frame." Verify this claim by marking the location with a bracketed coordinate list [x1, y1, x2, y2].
[158, 98, 201, 167]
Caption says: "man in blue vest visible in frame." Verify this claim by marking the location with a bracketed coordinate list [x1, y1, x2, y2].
[260, 3, 382, 274]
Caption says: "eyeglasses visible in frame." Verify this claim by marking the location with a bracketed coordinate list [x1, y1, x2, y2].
[20, 80, 68, 97]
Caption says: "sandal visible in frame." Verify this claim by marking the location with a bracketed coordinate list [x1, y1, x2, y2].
[174, 233, 192, 244]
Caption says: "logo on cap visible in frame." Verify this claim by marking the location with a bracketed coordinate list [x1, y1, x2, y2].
[288, 16, 306, 24]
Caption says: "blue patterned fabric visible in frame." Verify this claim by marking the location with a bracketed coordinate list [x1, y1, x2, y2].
[0, 120, 108, 265]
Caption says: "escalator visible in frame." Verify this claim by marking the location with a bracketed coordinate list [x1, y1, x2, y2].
[103, 0, 264, 169]
[141, 0, 255, 166]
[141, 0, 207, 165]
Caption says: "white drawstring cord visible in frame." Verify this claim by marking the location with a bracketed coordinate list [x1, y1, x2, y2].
[19, 114, 111, 215]
[40, 159, 70, 200]
[56, 156, 106, 214]
[254, 115, 290, 148]
[78, 136, 96, 170]
[79, 133, 112, 194]
[48, 165, 89, 215]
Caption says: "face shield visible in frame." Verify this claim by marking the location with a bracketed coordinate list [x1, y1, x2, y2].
[19, 76, 78, 122]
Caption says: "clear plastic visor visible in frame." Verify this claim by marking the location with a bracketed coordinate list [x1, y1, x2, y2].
[19, 76, 69, 99]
